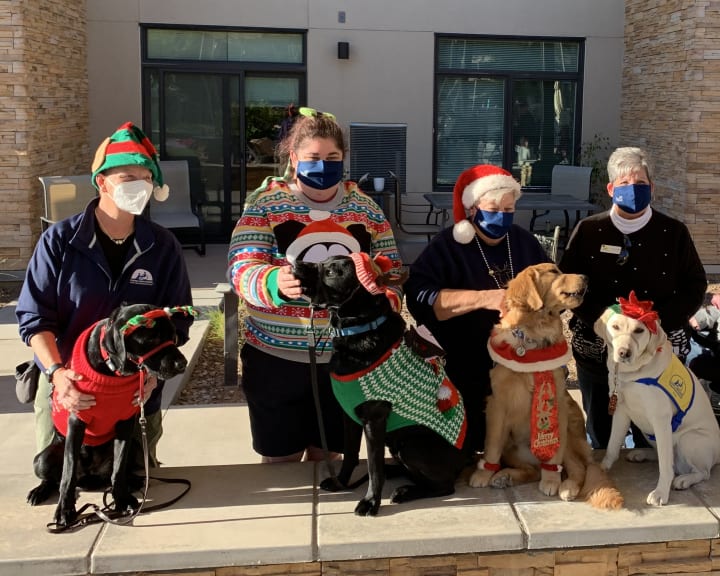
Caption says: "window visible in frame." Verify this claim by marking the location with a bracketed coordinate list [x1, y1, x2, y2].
[435, 36, 584, 190]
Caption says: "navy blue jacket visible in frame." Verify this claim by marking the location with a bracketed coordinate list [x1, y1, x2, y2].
[17, 198, 193, 374]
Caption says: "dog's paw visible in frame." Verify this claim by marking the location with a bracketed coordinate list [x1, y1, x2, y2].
[672, 473, 704, 491]
[490, 472, 513, 489]
[468, 468, 493, 488]
[600, 457, 613, 471]
[113, 492, 139, 513]
[539, 476, 561, 497]
[320, 476, 346, 492]
[646, 488, 669, 506]
[53, 503, 78, 527]
[354, 497, 380, 516]
[559, 479, 580, 501]
[626, 449, 651, 463]
[27, 481, 55, 506]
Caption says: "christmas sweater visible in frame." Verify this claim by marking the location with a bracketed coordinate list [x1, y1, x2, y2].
[228, 179, 402, 363]
[52, 323, 141, 446]
[330, 340, 467, 449]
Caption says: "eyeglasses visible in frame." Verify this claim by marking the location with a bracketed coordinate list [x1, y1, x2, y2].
[298, 106, 336, 121]
[616, 234, 631, 266]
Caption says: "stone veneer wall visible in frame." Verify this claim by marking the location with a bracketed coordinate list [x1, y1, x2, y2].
[0, 0, 89, 270]
[622, 1, 720, 266]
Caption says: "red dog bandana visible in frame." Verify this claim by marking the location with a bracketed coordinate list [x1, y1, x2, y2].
[488, 332, 569, 463]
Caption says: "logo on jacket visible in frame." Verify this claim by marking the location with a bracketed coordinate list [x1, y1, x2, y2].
[130, 269, 153, 286]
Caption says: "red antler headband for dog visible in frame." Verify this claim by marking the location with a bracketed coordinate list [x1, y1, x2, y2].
[610, 291, 659, 334]
[119, 306, 197, 336]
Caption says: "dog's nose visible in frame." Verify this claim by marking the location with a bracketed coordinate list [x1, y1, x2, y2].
[172, 356, 188, 372]
[618, 347, 632, 360]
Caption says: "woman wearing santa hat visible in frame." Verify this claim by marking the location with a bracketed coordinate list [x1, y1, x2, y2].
[404, 164, 549, 454]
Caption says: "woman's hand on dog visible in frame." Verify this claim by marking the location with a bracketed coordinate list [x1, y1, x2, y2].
[133, 375, 158, 406]
[277, 265, 304, 301]
[53, 369, 95, 412]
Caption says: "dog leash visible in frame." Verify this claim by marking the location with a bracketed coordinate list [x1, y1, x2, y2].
[46, 376, 191, 534]
[306, 305, 339, 483]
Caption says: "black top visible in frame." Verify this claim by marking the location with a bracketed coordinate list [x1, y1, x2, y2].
[559, 209, 706, 333]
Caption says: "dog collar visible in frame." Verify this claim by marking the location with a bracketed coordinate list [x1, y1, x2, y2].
[488, 332, 571, 372]
[99, 323, 175, 374]
[329, 315, 388, 337]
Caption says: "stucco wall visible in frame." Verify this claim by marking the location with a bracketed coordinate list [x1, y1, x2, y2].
[0, 0, 89, 269]
[622, 1, 720, 265]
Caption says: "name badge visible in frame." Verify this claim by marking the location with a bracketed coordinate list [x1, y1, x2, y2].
[600, 244, 622, 255]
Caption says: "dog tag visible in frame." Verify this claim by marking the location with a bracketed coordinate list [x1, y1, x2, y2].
[608, 392, 617, 415]
[515, 345, 526, 357]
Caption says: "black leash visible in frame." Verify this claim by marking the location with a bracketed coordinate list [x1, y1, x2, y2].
[306, 305, 338, 483]
[47, 391, 191, 534]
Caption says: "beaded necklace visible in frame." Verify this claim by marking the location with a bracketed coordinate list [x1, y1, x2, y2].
[474, 233, 514, 289]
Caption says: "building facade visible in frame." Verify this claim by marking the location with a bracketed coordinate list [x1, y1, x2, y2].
[5, 1, 717, 269]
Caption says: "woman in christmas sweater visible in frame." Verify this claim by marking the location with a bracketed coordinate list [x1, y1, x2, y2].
[404, 165, 550, 454]
[227, 108, 403, 463]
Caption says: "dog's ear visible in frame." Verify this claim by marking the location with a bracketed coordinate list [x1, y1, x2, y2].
[102, 308, 127, 372]
[593, 308, 616, 341]
[507, 267, 543, 311]
[646, 317, 667, 352]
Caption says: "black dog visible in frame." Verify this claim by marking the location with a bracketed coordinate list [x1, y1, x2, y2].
[294, 254, 468, 516]
[27, 304, 194, 528]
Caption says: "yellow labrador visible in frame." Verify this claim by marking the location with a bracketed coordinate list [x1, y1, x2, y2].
[469, 263, 623, 509]
[594, 291, 720, 506]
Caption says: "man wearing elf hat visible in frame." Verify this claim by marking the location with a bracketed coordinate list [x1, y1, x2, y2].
[404, 164, 550, 453]
[17, 121, 193, 469]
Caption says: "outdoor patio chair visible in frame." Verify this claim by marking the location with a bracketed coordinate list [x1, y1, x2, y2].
[38, 174, 97, 229]
[150, 159, 206, 255]
[533, 224, 562, 263]
[529, 164, 592, 234]
[386, 170, 443, 240]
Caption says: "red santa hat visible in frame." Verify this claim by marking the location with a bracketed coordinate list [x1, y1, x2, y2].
[452, 165, 521, 244]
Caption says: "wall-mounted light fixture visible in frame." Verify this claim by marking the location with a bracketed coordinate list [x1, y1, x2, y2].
[337, 41, 349, 60]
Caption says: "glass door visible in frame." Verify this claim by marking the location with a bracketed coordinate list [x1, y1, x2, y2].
[147, 70, 301, 241]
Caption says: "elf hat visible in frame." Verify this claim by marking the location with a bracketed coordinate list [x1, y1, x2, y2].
[91, 122, 169, 201]
[452, 165, 521, 243]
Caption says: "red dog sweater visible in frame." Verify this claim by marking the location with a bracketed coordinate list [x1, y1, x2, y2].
[52, 323, 141, 446]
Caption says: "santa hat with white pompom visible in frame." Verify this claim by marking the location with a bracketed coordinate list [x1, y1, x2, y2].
[452, 164, 521, 244]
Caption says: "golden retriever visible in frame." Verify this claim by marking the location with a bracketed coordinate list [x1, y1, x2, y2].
[468, 263, 623, 509]
[594, 291, 720, 506]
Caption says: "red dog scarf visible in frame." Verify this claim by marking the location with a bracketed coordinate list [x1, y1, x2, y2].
[488, 333, 572, 463]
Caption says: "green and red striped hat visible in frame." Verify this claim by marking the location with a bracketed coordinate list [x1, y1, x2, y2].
[91, 122, 168, 200]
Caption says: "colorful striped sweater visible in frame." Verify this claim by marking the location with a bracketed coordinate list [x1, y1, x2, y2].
[228, 179, 403, 363]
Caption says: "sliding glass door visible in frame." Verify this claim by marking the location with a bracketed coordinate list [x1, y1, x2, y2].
[142, 26, 305, 241]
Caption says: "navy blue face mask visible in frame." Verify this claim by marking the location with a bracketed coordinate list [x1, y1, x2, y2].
[473, 209, 514, 239]
[612, 183, 652, 214]
[296, 160, 344, 191]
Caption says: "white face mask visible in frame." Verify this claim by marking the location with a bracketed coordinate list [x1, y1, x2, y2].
[109, 179, 153, 215]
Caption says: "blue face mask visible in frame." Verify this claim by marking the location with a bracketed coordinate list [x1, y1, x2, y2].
[296, 160, 344, 191]
[612, 183, 652, 214]
[473, 209, 514, 239]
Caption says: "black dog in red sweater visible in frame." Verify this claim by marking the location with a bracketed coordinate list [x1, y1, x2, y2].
[27, 304, 194, 528]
